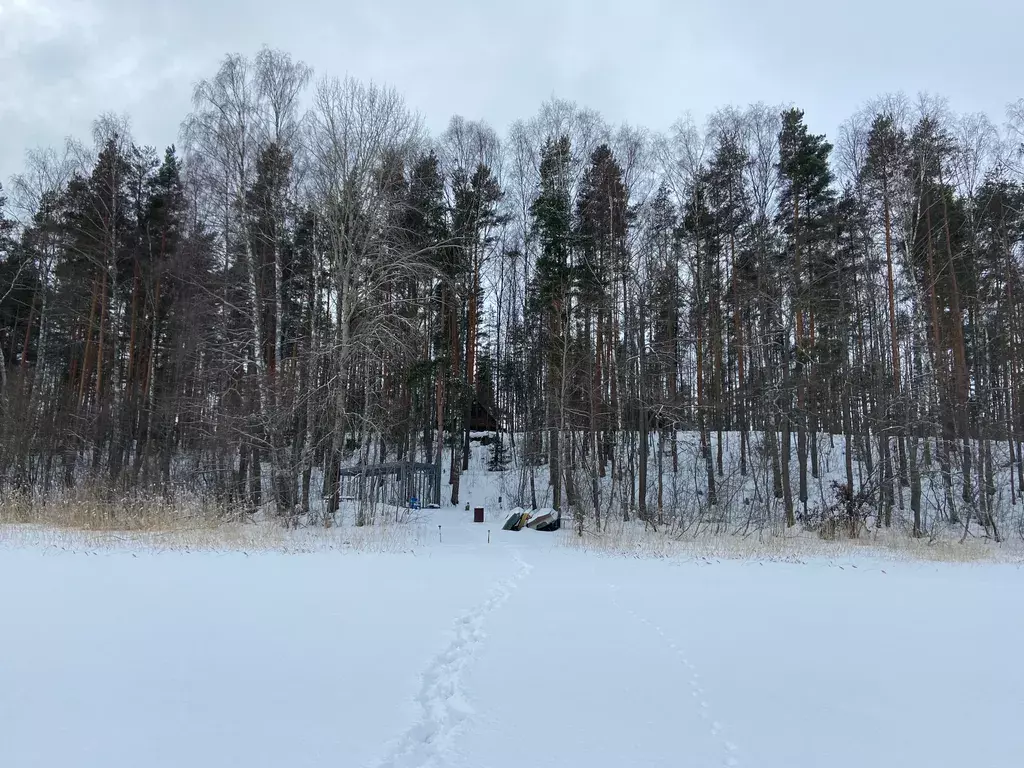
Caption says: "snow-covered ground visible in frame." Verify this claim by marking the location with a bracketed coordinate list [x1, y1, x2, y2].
[2, 502, 1022, 768]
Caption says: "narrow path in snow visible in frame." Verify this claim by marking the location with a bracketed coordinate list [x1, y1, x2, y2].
[609, 583, 742, 767]
[375, 550, 533, 768]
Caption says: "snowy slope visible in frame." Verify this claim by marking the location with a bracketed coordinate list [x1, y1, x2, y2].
[2, 503, 1022, 768]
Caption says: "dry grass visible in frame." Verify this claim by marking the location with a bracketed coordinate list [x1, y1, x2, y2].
[0, 489, 224, 532]
[4, 490, 1019, 564]
[564, 519, 1024, 565]
[0, 491, 425, 554]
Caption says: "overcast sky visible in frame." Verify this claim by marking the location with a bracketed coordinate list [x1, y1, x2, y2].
[2, 0, 1022, 181]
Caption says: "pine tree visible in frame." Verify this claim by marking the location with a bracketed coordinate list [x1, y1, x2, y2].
[777, 108, 835, 523]
[908, 116, 971, 523]
[865, 114, 911, 496]
[0, 183, 13, 251]
[705, 131, 751, 477]
[576, 144, 629, 525]
[645, 184, 682, 512]
[131, 147, 189, 489]
[975, 173, 1024, 507]
[683, 177, 719, 507]
[406, 152, 452, 505]
[0, 182, 27, 406]
[531, 136, 573, 513]
[452, 162, 504, 485]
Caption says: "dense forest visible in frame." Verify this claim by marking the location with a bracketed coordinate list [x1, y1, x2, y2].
[1, 48, 1023, 539]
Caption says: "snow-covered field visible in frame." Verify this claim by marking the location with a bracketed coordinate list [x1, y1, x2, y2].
[2, 504, 1022, 768]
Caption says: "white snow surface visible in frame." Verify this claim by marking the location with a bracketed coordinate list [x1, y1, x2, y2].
[2, 510, 1023, 767]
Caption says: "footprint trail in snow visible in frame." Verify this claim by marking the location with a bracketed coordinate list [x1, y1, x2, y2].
[376, 552, 533, 768]
[609, 584, 742, 767]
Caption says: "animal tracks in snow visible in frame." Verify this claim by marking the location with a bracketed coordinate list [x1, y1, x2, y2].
[376, 553, 532, 768]
[608, 585, 741, 767]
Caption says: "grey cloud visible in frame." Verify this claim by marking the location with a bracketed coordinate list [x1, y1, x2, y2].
[3, 0, 1022, 182]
